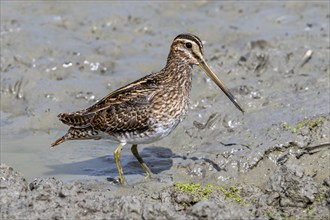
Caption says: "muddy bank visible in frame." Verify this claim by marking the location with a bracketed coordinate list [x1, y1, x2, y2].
[1, 114, 329, 219]
[1, 159, 329, 219]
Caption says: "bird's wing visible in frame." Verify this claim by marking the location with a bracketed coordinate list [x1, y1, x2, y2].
[57, 73, 161, 128]
[90, 96, 154, 134]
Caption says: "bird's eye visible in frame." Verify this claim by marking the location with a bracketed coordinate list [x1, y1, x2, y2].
[185, 42, 192, 49]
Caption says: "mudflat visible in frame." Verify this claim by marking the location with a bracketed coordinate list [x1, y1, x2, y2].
[1, 2, 329, 219]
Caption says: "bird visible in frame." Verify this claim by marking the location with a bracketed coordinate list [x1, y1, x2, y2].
[51, 33, 244, 185]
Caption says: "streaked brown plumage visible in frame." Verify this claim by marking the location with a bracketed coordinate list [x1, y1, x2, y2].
[51, 33, 244, 185]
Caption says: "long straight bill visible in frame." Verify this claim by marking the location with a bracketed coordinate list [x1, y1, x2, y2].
[198, 60, 244, 114]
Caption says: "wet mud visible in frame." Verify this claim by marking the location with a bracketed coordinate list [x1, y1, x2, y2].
[1, 1, 330, 219]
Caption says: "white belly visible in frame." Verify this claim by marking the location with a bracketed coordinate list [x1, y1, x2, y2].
[98, 119, 180, 145]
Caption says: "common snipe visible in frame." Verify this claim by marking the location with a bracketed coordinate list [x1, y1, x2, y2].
[51, 33, 244, 185]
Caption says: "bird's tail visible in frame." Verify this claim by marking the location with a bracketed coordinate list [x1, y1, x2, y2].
[57, 112, 94, 127]
[51, 126, 101, 147]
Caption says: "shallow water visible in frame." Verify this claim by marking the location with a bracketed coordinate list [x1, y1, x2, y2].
[1, 1, 329, 184]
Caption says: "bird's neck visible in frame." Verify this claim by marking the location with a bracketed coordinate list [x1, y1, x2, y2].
[162, 54, 193, 92]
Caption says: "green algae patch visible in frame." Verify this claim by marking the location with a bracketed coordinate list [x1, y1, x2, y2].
[173, 182, 214, 200]
[282, 117, 324, 134]
[217, 186, 247, 205]
[173, 182, 247, 206]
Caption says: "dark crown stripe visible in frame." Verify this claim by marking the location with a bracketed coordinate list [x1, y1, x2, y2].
[174, 33, 203, 49]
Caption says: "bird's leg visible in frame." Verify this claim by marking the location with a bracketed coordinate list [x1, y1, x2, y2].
[114, 143, 125, 184]
[131, 144, 152, 179]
